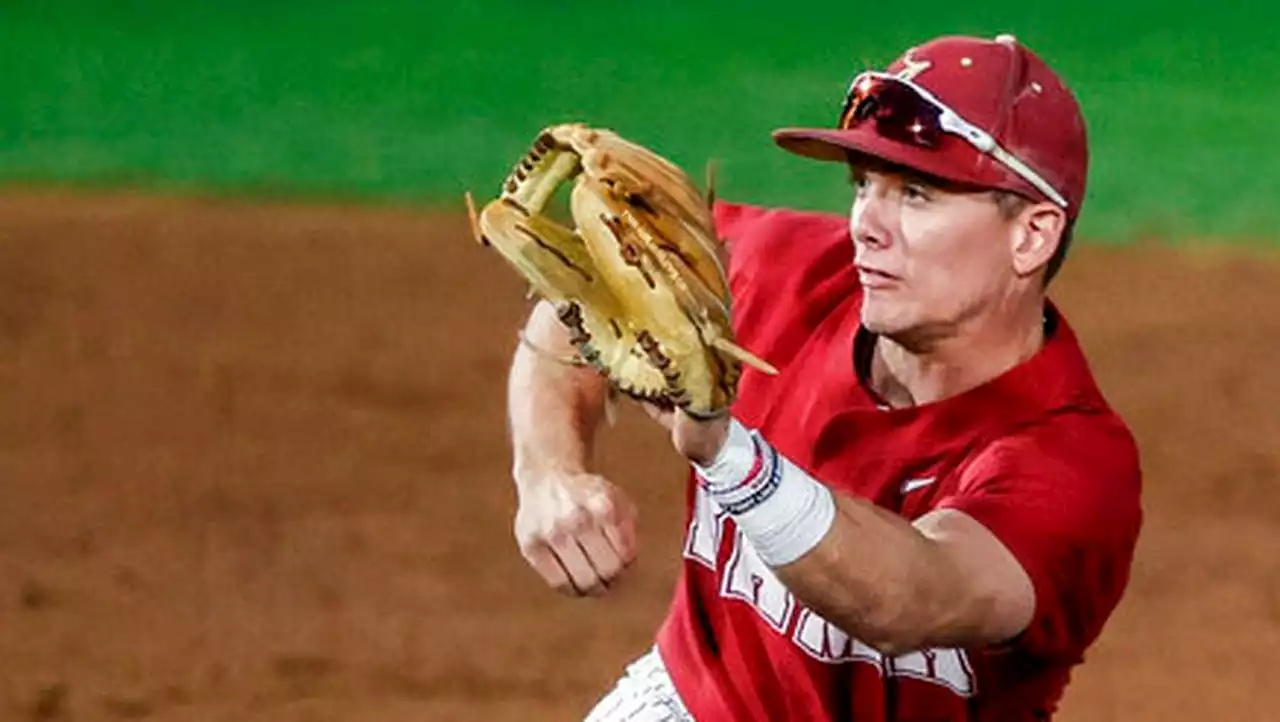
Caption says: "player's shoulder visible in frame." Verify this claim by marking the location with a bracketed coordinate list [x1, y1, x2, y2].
[966, 408, 1142, 502]
[998, 410, 1138, 469]
[710, 200, 859, 359]
[713, 199, 848, 260]
[711, 198, 860, 335]
[992, 307, 1140, 477]
[713, 199, 847, 238]
[712, 199, 855, 296]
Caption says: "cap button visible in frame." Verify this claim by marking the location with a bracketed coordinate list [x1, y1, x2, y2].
[995, 33, 1018, 45]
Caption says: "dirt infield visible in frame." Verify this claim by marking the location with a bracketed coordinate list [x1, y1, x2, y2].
[0, 190, 1274, 721]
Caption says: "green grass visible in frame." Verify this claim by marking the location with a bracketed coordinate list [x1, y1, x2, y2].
[1, 0, 1276, 241]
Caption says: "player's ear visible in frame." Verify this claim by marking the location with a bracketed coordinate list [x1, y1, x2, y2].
[1010, 202, 1066, 279]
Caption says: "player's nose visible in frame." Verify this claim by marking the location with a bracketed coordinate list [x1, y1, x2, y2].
[849, 193, 892, 251]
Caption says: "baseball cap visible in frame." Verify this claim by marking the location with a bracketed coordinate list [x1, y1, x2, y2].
[773, 34, 1089, 218]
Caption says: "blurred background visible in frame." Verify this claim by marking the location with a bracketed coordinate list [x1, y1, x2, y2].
[1, 1, 1276, 720]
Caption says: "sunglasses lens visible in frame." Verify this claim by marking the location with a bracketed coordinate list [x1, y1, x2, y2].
[839, 76, 944, 148]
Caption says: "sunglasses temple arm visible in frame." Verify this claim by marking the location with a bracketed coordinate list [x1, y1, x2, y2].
[910, 76, 1070, 209]
[987, 144, 1069, 209]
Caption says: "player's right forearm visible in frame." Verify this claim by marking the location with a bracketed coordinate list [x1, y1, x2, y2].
[507, 301, 611, 487]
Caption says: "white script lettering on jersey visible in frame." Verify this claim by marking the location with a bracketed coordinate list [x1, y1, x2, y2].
[683, 485, 976, 697]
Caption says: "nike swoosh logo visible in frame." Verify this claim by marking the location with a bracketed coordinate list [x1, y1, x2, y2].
[900, 477, 936, 494]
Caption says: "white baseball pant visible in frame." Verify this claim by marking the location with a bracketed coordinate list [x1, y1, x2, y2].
[584, 647, 695, 722]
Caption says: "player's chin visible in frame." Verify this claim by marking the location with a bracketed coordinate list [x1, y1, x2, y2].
[859, 299, 918, 337]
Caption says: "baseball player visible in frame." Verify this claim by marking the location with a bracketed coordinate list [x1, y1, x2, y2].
[507, 33, 1143, 721]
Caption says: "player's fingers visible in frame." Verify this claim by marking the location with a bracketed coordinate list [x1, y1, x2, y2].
[585, 491, 638, 566]
[577, 525, 624, 584]
[521, 541, 573, 593]
[550, 535, 605, 596]
[600, 512, 637, 569]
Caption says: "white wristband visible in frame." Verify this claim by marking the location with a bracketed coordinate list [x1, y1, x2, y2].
[694, 419, 837, 567]
[695, 417, 758, 483]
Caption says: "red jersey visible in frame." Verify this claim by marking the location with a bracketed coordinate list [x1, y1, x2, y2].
[655, 201, 1143, 721]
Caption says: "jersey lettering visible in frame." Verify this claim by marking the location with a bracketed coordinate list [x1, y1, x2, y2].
[721, 528, 794, 632]
[887, 648, 976, 697]
[794, 608, 879, 664]
[687, 484, 974, 697]
[682, 482, 727, 570]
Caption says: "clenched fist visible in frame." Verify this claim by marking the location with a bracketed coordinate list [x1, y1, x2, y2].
[514, 471, 639, 597]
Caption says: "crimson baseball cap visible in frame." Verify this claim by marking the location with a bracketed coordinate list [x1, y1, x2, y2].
[773, 34, 1089, 218]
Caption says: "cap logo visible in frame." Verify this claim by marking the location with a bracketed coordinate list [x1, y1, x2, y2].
[896, 50, 933, 81]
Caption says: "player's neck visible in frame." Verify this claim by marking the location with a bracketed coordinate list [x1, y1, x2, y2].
[869, 296, 1047, 408]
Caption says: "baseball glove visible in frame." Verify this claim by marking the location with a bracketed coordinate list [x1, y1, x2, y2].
[465, 122, 777, 419]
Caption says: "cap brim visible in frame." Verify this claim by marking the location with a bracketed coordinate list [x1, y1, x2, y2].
[772, 126, 1013, 194]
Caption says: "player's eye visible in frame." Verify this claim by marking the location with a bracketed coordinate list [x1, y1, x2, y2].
[847, 170, 869, 193]
[903, 182, 933, 203]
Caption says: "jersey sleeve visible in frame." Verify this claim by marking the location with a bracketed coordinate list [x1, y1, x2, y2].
[712, 199, 857, 367]
[935, 416, 1143, 660]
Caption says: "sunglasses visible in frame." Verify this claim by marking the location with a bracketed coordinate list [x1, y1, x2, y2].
[838, 72, 1068, 208]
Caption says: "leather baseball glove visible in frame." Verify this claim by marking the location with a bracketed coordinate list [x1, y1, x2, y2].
[465, 122, 777, 419]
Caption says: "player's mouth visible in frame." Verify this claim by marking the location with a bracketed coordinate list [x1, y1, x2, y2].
[856, 265, 901, 289]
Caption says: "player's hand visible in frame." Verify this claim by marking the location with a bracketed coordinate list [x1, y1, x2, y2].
[640, 402, 732, 467]
[513, 471, 639, 597]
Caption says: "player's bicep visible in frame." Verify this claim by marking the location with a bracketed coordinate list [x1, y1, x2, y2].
[913, 508, 1036, 647]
